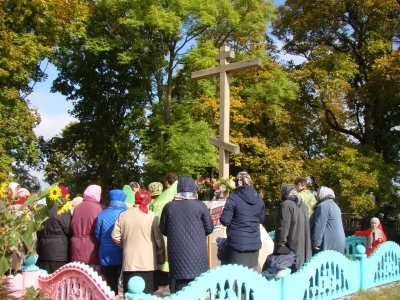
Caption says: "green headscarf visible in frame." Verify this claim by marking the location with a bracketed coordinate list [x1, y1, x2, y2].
[122, 185, 135, 208]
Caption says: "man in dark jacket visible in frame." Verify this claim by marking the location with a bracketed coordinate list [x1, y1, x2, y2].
[159, 176, 213, 293]
[37, 205, 71, 274]
[274, 183, 312, 271]
[220, 171, 265, 270]
[94, 189, 127, 294]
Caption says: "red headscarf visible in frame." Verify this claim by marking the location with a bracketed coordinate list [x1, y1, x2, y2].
[135, 189, 151, 214]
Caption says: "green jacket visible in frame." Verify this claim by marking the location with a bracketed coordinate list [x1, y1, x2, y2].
[149, 181, 178, 272]
[122, 185, 135, 208]
[300, 189, 317, 217]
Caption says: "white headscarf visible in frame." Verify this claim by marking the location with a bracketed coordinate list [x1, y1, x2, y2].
[317, 186, 335, 202]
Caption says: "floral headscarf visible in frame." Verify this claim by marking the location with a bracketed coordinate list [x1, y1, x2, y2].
[280, 183, 302, 207]
[235, 171, 252, 187]
[135, 189, 151, 213]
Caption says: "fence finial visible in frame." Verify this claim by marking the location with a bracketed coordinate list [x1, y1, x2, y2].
[125, 276, 147, 300]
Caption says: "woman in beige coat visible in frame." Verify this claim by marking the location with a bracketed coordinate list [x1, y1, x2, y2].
[112, 189, 165, 294]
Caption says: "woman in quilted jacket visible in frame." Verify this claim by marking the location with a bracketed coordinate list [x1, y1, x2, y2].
[94, 189, 127, 294]
[159, 176, 213, 293]
[70, 185, 105, 273]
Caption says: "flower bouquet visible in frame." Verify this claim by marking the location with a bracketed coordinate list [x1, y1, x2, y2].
[213, 176, 236, 200]
[46, 185, 72, 215]
[197, 177, 216, 200]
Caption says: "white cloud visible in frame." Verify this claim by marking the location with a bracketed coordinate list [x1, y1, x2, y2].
[34, 112, 77, 140]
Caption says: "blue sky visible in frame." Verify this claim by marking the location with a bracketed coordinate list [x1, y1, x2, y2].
[30, 61, 76, 140]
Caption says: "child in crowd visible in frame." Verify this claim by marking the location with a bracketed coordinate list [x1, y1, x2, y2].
[355, 217, 387, 257]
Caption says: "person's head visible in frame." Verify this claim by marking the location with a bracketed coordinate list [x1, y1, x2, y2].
[129, 182, 140, 192]
[8, 182, 21, 201]
[135, 189, 151, 213]
[109, 189, 127, 204]
[83, 184, 102, 203]
[235, 171, 252, 188]
[165, 173, 178, 188]
[371, 217, 380, 229]
[148, 182, 163, 199]
[316, 186, 335, 202]
[177, 176, 197, 193]
[280, 183, 297, 200]
[294, 177, 308, 192]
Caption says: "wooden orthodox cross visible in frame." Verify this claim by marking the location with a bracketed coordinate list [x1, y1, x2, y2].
[191, 46, 262, 179]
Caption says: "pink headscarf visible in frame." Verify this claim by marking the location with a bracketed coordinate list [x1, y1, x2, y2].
[135, 189, 151, 214]
[15, 188, 30, 205]
[8, 182, 20, 201]
[83, 185, 101, 203]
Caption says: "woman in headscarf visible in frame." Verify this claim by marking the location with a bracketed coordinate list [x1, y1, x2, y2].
[112, 189, 165, 295]
[70, 184, 105, 273]
[95, 190, 127, 294]
[309, 186, 345, 254]
[159, 176, 213, 293]
[220, 171, 265, 270]
[274, 183, 312, 271]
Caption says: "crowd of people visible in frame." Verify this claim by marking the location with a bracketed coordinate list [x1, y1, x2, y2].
[4, 172, 387, 296]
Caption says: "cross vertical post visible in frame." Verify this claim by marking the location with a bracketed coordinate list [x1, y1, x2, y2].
[192, 46, 262, 179]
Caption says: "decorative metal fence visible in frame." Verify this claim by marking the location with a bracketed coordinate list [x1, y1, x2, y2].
[10, 236, 400, 300]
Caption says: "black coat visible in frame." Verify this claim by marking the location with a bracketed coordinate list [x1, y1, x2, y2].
[160, 200, 213, 280]
[38, 205, 71, 262]
[274, 200, 312, 270]
[220, 186, 265, 252]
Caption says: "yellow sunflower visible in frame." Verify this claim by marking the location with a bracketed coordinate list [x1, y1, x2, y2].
[57, 202, 72, 215]
[65, 194, 70, 201]
[0, 182, 7, 198]
[48, 186, 62, 201]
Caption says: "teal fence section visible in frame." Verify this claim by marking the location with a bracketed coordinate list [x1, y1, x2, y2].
[361, 241, 400, 290]
[282, 250, 361, 300]
[125, 241, 400, 300]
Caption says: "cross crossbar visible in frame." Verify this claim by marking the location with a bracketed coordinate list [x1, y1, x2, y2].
[191, 58, 262, 80]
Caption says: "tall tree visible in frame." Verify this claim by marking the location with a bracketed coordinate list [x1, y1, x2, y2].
[111, 0, 274, 127]
[0, 0, 88, 182]
[273, 0, 400, 164]
[45, 1, 152, 200]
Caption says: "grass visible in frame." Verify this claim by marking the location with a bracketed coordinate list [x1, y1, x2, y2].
[345, 283, 400, 299]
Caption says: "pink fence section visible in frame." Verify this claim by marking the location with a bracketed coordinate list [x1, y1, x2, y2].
[3, 271, 40, 298]
[38, 262, 119, 300]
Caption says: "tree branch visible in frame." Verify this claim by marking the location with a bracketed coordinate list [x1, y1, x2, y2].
[324, 109, 365, 143]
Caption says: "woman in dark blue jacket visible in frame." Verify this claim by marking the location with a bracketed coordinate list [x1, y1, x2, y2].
[159, 176, 213, 293]
[220, 171, 265, 270]
[94, 189, 127, 294]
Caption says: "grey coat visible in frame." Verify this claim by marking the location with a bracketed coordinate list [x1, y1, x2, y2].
[274, 199, 312, 270]
[310, 198, 345, 253]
